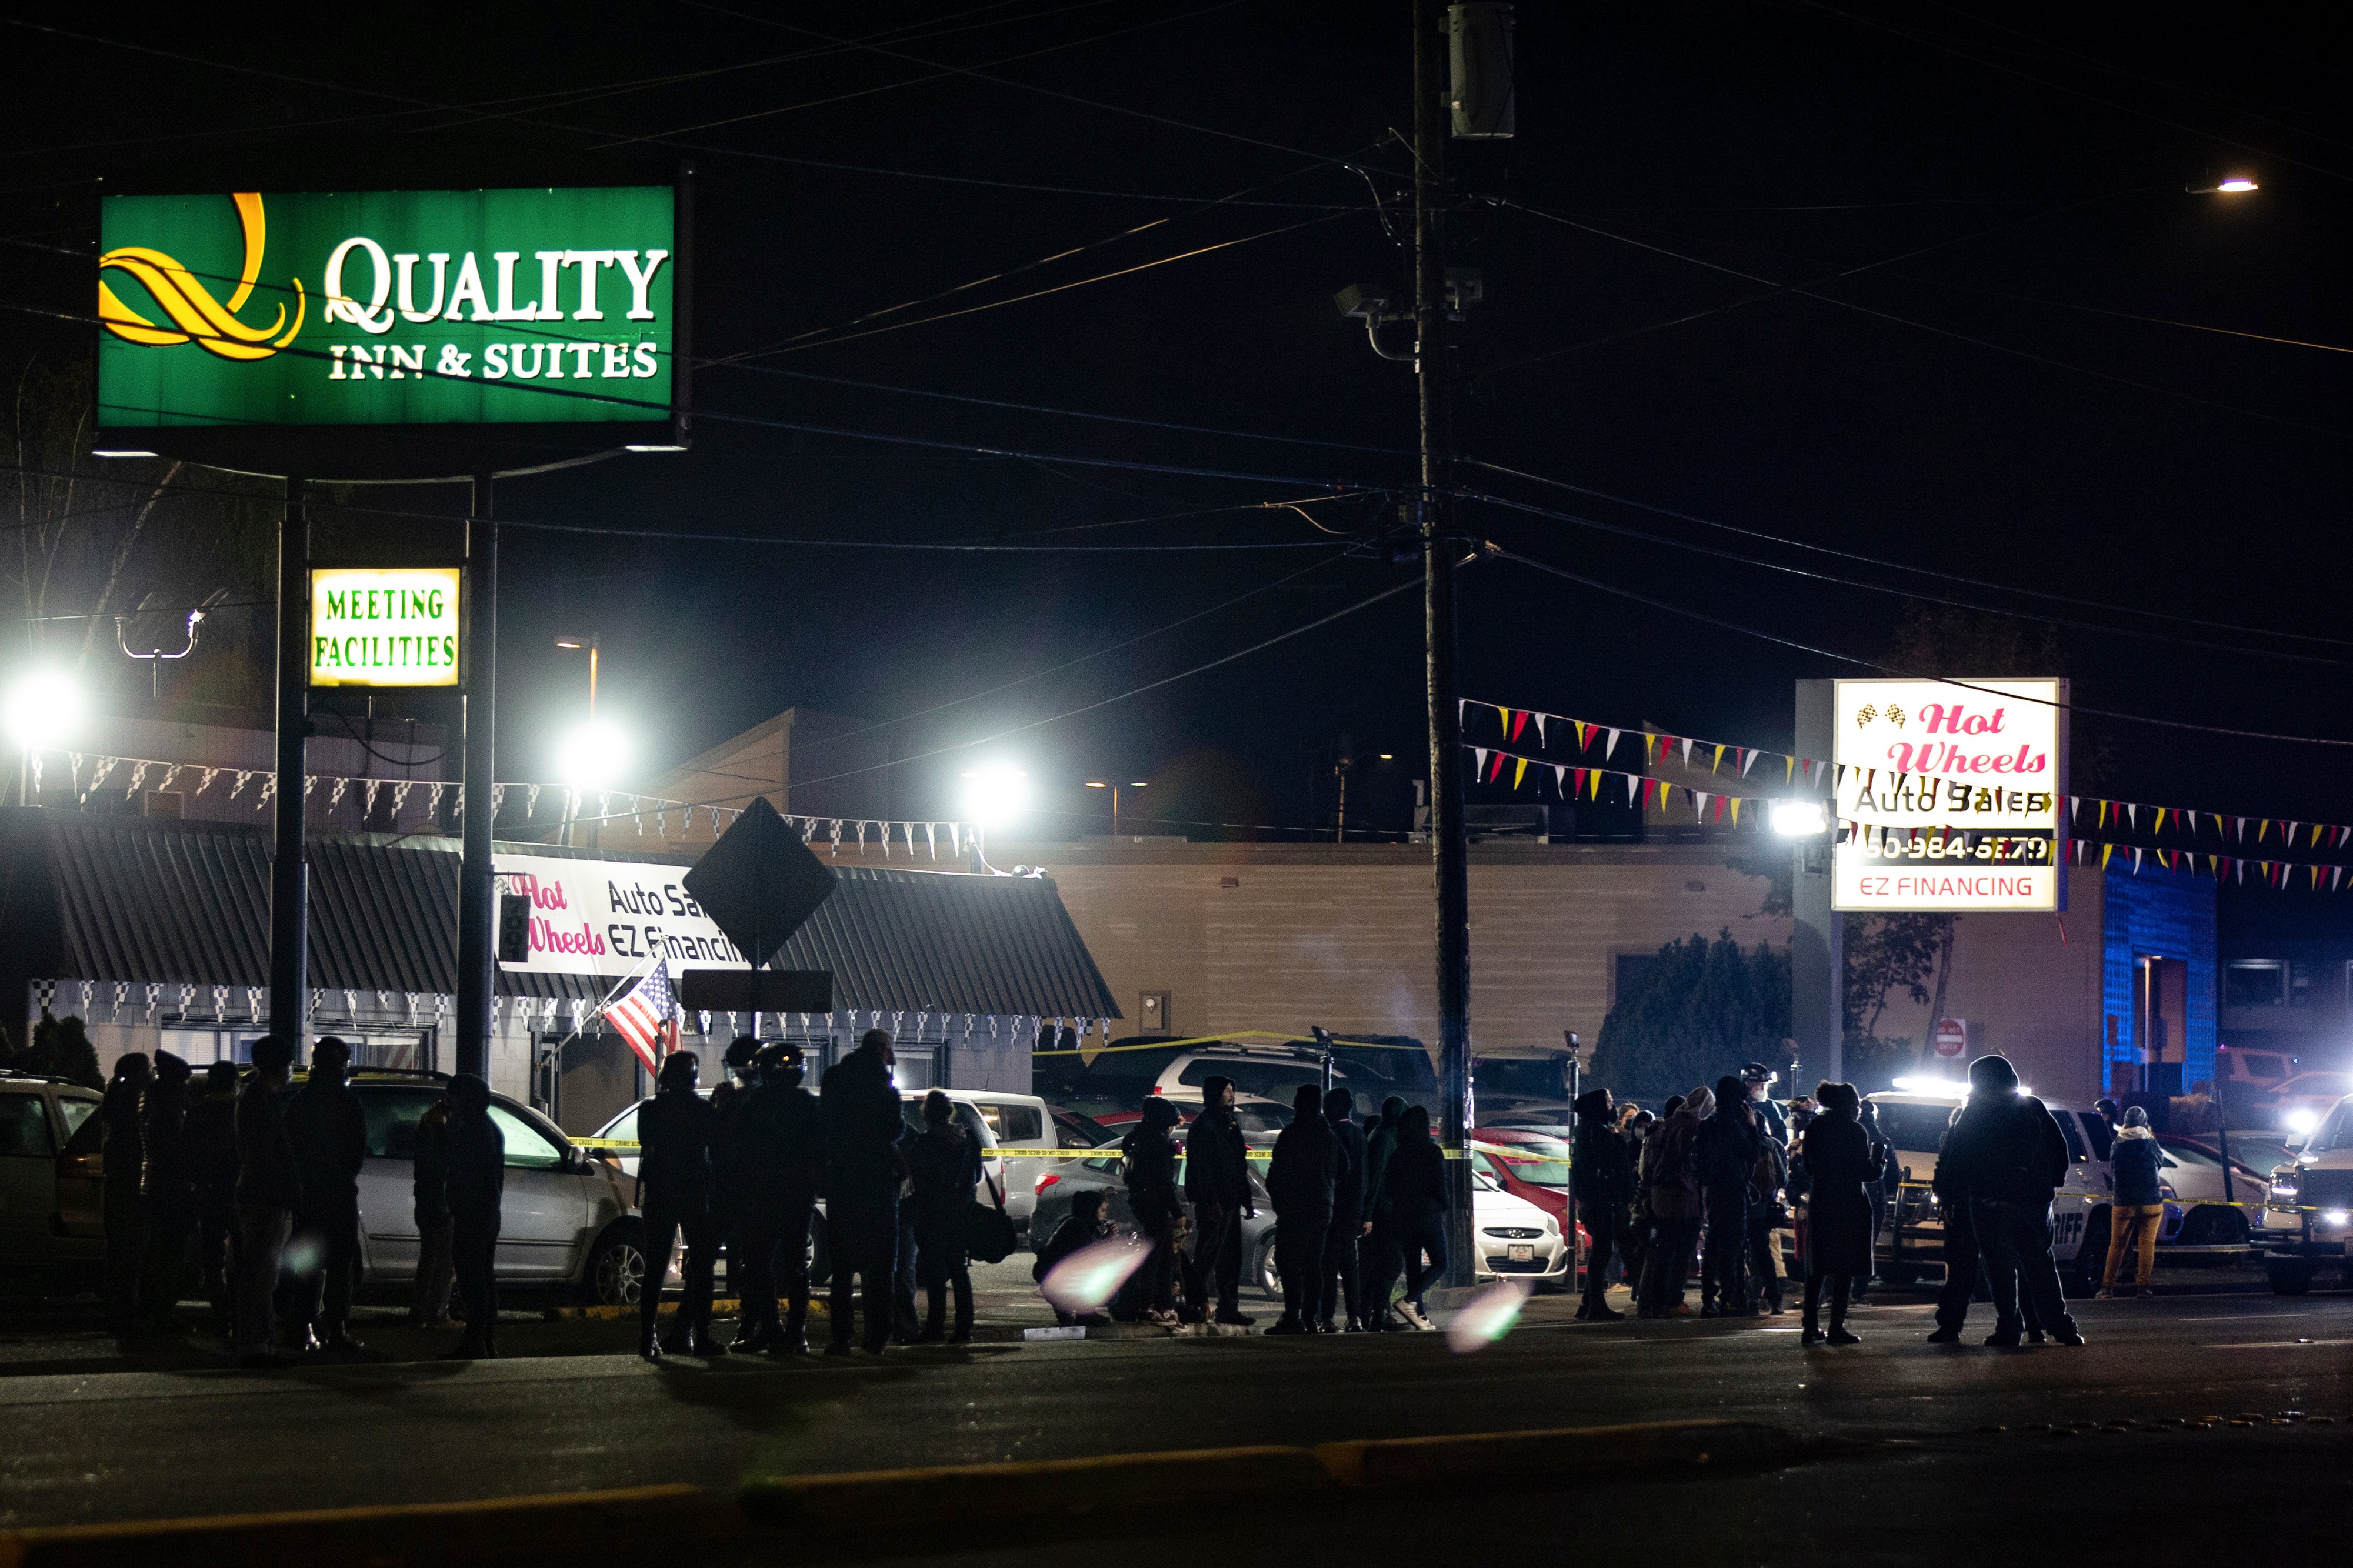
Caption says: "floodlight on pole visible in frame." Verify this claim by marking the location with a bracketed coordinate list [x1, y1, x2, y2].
[1769, 799, 1829, 838]
[556, 718, 631, 791]
[3, 669, 81, 752]
[2185, 172, 2259, 194]
[961, 765, 1030, 829]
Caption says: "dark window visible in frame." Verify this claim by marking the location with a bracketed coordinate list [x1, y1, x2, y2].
[1475, 1058, 1567, 1101]
[2075, 1111, 2111, 1162]
[2225, 961, 2286, 1007]
[2052, 1111, 2089, 1163]
[1178, 1057, 1339, 1105]
[358, 1090, 445, 1160]
[1871, 1100, 1961, 1156]
[0, 1092, 54, 1158]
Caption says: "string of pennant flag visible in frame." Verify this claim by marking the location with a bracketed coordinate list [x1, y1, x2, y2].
[1465, 699, 2353, 858]
[1465, 743, 1778, 826]
[28, 750, 978, 861]
[2065, 836, 2353, 892]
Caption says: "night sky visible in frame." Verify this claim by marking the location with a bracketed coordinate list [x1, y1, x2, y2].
[4, 2, 2348, 845]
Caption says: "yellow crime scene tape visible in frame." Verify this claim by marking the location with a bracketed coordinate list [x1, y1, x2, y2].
[575, 1139, 1544, 1165]
[1888, 1178, 2328, 1216]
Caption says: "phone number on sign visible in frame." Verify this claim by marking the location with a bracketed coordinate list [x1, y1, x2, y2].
[1851, 828, 2054, 863]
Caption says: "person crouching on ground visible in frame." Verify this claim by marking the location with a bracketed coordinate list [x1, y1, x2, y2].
[1034, 1190, 1116, 1326]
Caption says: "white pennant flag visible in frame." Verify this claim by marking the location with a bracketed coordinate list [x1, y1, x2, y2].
[1474, 748, 1489, 777]
[1604, 728, 1620, 759]
[1531, 713, 1547, 746]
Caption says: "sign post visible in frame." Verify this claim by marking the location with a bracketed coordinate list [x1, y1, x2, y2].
[1933, 1017, 1967, 1060]
[95, 181, 690, 1085]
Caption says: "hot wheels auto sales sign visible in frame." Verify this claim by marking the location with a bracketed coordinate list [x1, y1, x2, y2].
[1832, 678, 2067, 912]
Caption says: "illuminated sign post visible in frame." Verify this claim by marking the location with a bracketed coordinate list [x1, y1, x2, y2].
[91, 181, 691, 1081]
[308, 568, 462, 688]
[1832, 678, 2067, 913]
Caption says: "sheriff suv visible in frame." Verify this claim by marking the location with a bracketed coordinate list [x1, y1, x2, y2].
[2264, 1092, 2353, 1295]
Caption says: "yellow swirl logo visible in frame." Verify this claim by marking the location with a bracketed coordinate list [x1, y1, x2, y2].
[98, 192, 305, 362]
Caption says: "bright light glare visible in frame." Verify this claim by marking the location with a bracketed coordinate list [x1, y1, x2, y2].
[555, 719, 631, 789]
[960, 764, 1030, 826]
[1445, 1277, 1530, 1353]
[1770, 799, 1828, 836]
[2284, 1107, 2321, 1135]
[2217, 178, 2258, 192]
[2, 669, 81, 750]
[2323, 1210, 2351, 1227]
[1892, 1076, 1965, 1096]
[1041, 1234, 1151, 1315]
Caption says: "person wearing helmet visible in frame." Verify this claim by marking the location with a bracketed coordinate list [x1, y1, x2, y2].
[736, 1042, 825, 1353]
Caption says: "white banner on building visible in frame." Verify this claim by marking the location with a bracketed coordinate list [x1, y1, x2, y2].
[495, 853, 751, 977]
[1832, 678, 2067, 913]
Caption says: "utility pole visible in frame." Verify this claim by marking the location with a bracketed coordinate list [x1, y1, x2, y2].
[456, 474, 497, 1079]
[1415, 0, 1477, 1288]
[269, 478, 309, 1063]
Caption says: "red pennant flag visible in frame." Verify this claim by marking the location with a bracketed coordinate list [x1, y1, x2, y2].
[1508, 710, 1528, 743]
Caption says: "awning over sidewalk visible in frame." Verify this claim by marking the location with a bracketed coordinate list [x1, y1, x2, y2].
[1, 810, 1116, 1019]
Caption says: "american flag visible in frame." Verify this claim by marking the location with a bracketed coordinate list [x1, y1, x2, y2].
[604, 958, 678, 1073]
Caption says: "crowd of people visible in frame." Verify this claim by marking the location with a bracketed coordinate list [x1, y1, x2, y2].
[92, 1027, 2102, 1357]
[98, 1034, 506, 1367]
[1571, 1052, 2087, 1347]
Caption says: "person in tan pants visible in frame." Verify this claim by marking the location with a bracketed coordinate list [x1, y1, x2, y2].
[2101, 1106, 2165, 1297]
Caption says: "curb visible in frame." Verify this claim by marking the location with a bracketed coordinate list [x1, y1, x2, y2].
[1, 1421, 1819, 1566]
[0, 1484, 722, 1568]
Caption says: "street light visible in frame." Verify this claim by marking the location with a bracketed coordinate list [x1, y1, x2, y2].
[961, 765, 1030, 829]
[1769, 799, 1829, 837]
[554, 633, 599, 719]
[556, 719, 631, 792]
[1084, 778, 1149, 835]
[2185, 174, 2259, 194]
[4, 669, 81, 808]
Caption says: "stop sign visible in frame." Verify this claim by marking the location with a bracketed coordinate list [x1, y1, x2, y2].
[1933, 1018, 1967, 1058]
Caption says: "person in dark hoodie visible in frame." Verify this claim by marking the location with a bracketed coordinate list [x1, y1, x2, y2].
[186, 1060, 241, 1335]
[905, 1089, 984, 1342]
[443, 1073, 505, 1360]
[738, 1042, 826, 1355]
[100, 1052, 152, 1336]
[1927, 1103, 1982, 1344]
[1939, 1054, 2081, 1347]
[2099, 1105, 2165, 1299]
[1318, 1087, 1368, 1332]
[1182, 1075, 1255, 1326]
[636, 1050, 724, 1361]
[1122, 1097, 1184, 1327]
[1697, 1073, 1762, 1316]
[284, 1036, 369, 1353]
[1265, 1083, 1338, 1335]
[233, 1037, 301, 1366]
[135, 1051, 196, 1333]
[1797, 1082, 1883, 1346]
[823, 1030, 908, 1355]
[1381, 1105, 1447, 1332]
[1849, 1098, 1891, 1303]
[1033, 1189, 1116, 1326]
[1571, 1087, 1632, 1322]
[1638, 1086, 1708, 1319]
[1358, 1096, 1405, 1329]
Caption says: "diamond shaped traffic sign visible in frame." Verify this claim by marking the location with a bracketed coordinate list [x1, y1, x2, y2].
[682, 796, 836, 969]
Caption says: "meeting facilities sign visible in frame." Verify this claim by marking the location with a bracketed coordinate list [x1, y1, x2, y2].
[1832, 678, 2067, 913]
[95, 186, 680, 434]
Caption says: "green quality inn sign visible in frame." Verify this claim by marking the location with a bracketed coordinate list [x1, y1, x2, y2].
[96, 187, 677, 429]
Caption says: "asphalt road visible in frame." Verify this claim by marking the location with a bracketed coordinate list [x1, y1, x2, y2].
[0, 1270, 2346, 1543]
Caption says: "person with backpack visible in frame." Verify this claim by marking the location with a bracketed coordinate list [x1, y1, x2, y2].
[1940, 1055, 2082, 1347]
[1638, 1086, 1708, 1319]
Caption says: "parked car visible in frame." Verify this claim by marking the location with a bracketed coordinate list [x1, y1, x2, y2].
[2154, 1135, 2276, 1244]
[0, 1071, 103, 1270]
[1470, 1129, 1579, 1292]
[2267, 1073, 2353, 1137]
[2264, 1092, 2353, 1295]
[1028, 1146, 1278, 1296]
[1036, 1033, 1439, 1120]
[1092, 1092, 1295, 1148]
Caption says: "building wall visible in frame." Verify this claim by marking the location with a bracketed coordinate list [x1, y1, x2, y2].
[1000, 839, 1791, 1057]
[2101, 863, 2219, 1094]
[1865, 866, 2108, 1105]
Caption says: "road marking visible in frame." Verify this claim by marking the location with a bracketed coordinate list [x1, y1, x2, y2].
[2204, 1338, 2353, 1350]
[2179, 1313, 2314, 1322]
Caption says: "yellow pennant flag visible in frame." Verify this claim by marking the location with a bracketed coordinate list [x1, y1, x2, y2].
[1711, 743, 1725, 773]
[1728, 796, 1742, 826]
[1512, 756, 1527, 789]
[2099, 844, 2114, 869]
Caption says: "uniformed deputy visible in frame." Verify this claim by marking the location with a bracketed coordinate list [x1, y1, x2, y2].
[636, 1051, 725, 1362]
[735, 1042, 826, 1355]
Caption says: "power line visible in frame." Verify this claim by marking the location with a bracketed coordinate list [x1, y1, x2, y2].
[1459, 459, 2353, 650]
[1497, 547, 2353, 750]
